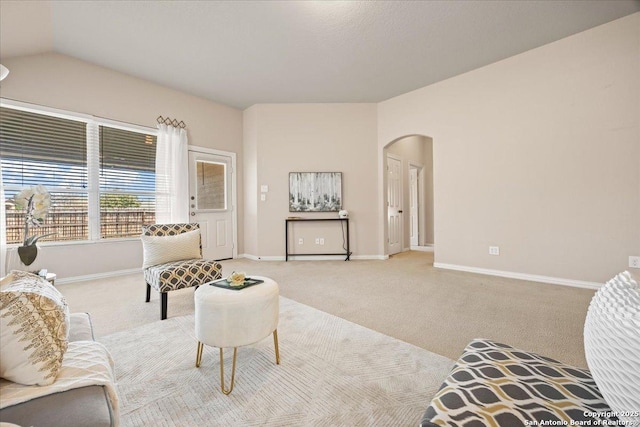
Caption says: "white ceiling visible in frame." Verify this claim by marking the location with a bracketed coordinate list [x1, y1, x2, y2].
[7, 1, 640, 109]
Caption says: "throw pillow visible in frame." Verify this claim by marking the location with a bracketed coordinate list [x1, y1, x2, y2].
[584, 271, 640, 426]
[0, 271, 70, 386]
[141, 228, 201, 268]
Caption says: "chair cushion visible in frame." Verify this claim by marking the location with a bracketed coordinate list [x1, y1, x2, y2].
[420, 339, 616, 427]
[584, 271, 640, 426]
[0, 271, 70, 386]
[144, 259, 222, 293]
[141, 229, 202, 268]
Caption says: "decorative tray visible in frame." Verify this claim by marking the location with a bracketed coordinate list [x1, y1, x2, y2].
[207, 277, 264, 291]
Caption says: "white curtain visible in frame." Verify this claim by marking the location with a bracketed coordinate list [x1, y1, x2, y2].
[155, 123, 189, 224]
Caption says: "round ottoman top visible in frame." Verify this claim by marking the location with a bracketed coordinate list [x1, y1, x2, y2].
[195, 276, 279, 348]
[195, 275, 278, 304]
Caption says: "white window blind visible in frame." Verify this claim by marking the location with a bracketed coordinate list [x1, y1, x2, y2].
[0, 107, 89, 243]
[0, 104, 158, 243]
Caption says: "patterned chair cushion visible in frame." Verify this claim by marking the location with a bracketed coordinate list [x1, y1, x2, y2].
[144, 258, 222, 293]
[421, 339, 617, 427]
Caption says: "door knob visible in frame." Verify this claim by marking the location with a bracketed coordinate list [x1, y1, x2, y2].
[191, 212, 195, 216]
[190, 196, 195, 200]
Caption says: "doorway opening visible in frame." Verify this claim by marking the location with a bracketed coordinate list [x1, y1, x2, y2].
[383, 135, 434, 256]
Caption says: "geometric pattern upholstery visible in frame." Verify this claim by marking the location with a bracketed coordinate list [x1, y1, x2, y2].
[421, 339, 617, 427]
[144, 258, 222, 293]
[142, 223, 202, 240]
[141, 223, 222, 319]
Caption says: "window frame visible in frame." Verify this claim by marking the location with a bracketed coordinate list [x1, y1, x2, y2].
[1, 98, 158, 246]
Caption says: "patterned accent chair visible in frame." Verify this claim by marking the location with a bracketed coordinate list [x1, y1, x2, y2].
[142, 223, 222, 320]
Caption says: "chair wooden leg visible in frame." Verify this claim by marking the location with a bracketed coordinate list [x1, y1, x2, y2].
[145, 283, 151, 302]
[161, 292, 168, 320]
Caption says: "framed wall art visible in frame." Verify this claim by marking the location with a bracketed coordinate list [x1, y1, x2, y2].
[289, 172, 342, 212]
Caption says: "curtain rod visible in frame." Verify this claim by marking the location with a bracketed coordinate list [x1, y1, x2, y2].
[157, 115, 187, 129]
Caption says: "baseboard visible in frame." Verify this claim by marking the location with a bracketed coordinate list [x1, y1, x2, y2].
[56, 267, 141, 285]
[433, 263, 602, 290]
[239, 254, 387, 261]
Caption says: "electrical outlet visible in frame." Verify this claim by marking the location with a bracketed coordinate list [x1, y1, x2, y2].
[298, 238, 304, 245]
[630, 256, 640, 269]
[489, 246, 500, 256]
[319, 238, 325, 245]
[315, 238, 320, 245]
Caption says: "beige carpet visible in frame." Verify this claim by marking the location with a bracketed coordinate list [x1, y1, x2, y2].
[101, 296, 454, 427]
[59, 251, 596, 367]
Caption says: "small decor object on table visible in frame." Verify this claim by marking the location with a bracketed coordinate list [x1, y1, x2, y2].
[208, 273, 264, 291]
[13, 185, 54, 266]
[228, 271, 246, 287]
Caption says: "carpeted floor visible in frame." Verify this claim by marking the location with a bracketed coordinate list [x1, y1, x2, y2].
[101, 297, 454, 427]
[59, 251, 596, 367]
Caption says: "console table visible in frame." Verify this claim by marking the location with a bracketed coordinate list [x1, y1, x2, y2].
[285, 218, 350, 261]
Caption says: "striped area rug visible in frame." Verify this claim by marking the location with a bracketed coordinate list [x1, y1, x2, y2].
[101, 297, 454, 427]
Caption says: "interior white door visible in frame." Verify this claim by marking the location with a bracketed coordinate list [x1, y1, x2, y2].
[188, 150, 234, 260]
[409, 167, 419, 247]
[387, 155, 402, 255]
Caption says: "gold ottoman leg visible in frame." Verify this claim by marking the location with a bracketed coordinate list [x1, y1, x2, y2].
[273, 329, 280, 365]
[196, 341, 204, 367]
[220, 347, 238, 395]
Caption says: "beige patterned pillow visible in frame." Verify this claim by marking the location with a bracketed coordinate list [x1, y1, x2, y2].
[141, 228, 202, 268]
[0, 271, 70, 386]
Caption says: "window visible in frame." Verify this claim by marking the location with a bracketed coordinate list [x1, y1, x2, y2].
[99, 126, 156, 239]
[0, 104, 157, 244]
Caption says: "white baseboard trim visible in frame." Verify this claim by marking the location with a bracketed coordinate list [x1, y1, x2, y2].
[239, 254, 387, 261]
[56, 267, 141, 285]
[433, 263, 602, 290]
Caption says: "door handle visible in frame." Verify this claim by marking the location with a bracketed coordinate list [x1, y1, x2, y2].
[398, 210, 403, 213]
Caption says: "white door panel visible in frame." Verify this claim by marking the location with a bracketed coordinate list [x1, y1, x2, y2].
[189, 150, 234, 260]
[387, 155, 402, 255]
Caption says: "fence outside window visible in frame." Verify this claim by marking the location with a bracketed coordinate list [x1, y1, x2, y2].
[4, 208, 155, 244]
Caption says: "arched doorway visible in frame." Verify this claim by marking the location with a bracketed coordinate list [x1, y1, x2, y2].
[382, 135, 434, 256]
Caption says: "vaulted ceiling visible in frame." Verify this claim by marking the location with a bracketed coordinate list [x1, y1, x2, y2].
[1, 0, 639, 109]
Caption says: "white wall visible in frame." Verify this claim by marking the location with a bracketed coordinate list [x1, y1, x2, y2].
[243, 104, 379, 259]
[378, 13, 640, 284]
[1, 53, 243, 280]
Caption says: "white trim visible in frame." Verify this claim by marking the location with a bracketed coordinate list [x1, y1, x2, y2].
[188, 145, 238, 259]
[433, 262, 602, 290]
[56, 267, 141, 285]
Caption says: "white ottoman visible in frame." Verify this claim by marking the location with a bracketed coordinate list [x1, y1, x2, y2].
[194, 276, 280, 394]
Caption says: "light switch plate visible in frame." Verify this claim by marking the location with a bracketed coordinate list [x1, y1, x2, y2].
[261, 185, 269, 193]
